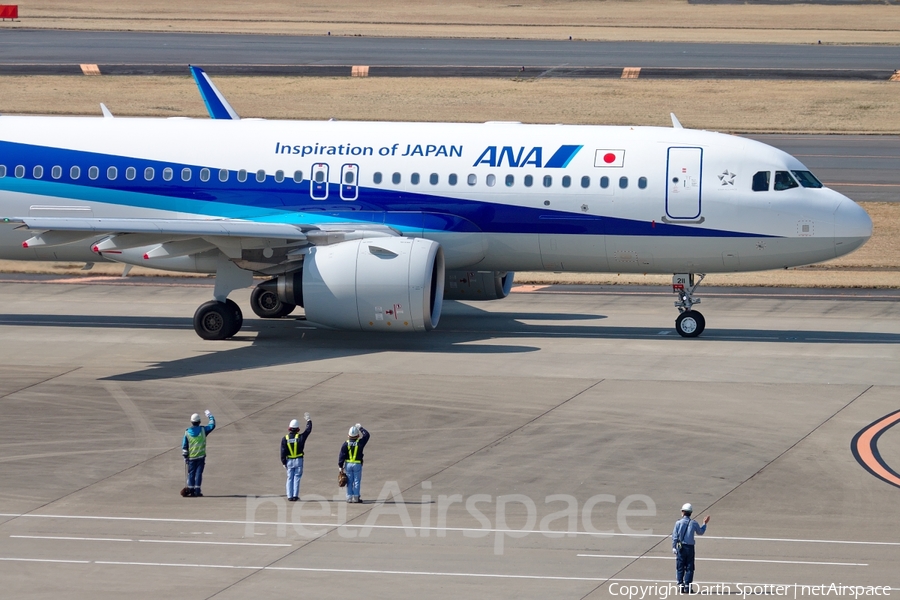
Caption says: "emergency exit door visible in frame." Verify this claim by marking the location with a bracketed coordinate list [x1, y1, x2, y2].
[666, 147, 703, 220]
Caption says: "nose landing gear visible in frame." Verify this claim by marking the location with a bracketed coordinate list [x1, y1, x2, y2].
[673, 273, 706, 338]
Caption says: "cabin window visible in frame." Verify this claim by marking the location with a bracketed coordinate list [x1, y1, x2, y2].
[600, 176, 609, 189]
[774, 171, 798, 191]
[505, 174, 514, 187]
[125, 167, 136, 181]
[144, 167, 154, 181]
[237, 169, 248, 183]
[543, 175, 552, 188]
[220, 169, 229, 182]
[293, 170, 303, 183]
[449, 173, 458, 186]
[52, 166, 62, 179]
[467, 174, 477, 186]
[638, 176, 648, 189]
[107, 166, 117, 180]
[524, 174, 533, 187]
[562, 175, 571, 188]
[162, 167, 173, 181]
[392, 172, 401, 185]
[33, 165, 43, 179]
[344, 170, 355, 185]
[791, 170, 822, 189]
[14, 165, 25, 178]
[581, 176, 590, 188]
[430, 173, 439, 185]
[619, 176, 628, 189]
[373, 172, 382, 184]
[70, 166, 81, 180]
[179, 168, 189, 181]
[199, 168, 210, 182]
[314, 171, 325, 183]
[752, 171, 769, 192]
[274, 170, 284, 183]
[89, 166, 100, 180]
[411, 173, 420, 185]
[486, 174, 496, 187]
[0, 165, 5, 178]
[256, 170, 266, 183]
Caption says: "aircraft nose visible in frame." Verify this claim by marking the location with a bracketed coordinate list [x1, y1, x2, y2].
[834, 199, 872, 258]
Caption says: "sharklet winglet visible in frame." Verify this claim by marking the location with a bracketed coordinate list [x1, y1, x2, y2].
[189, 65, 240, 120]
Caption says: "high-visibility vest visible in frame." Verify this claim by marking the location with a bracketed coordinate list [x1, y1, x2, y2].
[346, 441, 361, 463]
[285, 433, 304, 459]
[186, 428, 207, 459]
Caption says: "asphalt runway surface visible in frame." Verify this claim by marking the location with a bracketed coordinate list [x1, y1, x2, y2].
[0, 278, 898, 599]
[3, 29, 900, 70]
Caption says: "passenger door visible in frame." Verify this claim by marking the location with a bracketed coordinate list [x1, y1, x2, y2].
[665, 147, 702, 220]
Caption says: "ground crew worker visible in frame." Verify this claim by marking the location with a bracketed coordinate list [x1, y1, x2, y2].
[281, 413, 312, 501]
[182, 410, 215, 497]
[672, 503, 710, 594]
[338, 423, 370, 503]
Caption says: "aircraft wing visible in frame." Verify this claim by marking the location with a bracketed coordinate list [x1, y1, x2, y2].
[8, 217, 400, 262]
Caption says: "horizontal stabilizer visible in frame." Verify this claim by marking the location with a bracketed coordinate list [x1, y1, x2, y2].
[190, 65, 240, 120]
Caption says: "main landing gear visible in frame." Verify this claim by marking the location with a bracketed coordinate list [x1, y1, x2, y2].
[192, 253, 253, 341]
[672, 273, 706, 338]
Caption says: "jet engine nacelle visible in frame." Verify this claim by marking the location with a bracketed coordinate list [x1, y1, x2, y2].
[443, 270, 514, 301]
[302, 237, 444, 331]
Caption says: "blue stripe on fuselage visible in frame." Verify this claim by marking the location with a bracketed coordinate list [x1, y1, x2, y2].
[0, 140, 770, 238]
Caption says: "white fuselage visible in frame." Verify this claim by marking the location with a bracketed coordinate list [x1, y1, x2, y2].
[0, 117, 872, 274]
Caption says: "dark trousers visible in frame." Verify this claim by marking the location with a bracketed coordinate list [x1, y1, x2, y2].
[187, 456, 206, 490]
[676, 544, 696, 590]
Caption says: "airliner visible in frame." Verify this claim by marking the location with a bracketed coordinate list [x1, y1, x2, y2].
[0, 67, 872, 339]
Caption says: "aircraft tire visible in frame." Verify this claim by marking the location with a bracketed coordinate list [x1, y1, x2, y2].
[194, 300, 238, 340]
[250, 286, 295, 318]
[224, 298, 243, 337]
[675, 310, 705, 338]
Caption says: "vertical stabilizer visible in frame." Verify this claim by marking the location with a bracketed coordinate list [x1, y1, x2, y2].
[189, 65, 240, 120]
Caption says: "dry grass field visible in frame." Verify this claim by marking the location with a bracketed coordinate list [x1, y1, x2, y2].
[5, 0, 900, 44]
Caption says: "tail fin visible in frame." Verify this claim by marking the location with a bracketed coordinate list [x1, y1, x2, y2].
[190, 65, 240, 120]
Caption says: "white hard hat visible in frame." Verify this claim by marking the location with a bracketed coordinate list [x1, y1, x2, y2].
[348, 426, 360, 438]
[190, 413, 201, 423]
[289, 419, 300, 429]
[681, 503, 693, 513]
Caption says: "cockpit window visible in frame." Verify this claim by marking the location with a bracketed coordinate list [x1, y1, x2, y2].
[774, 171, 799, 191]
[791, 170, 823, 188]
[752, 171, 770, 192]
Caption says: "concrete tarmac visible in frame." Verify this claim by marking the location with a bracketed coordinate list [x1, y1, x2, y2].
[0, 278, 899, 599]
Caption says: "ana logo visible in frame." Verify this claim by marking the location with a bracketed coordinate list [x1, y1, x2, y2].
[473, 145, 583, 168]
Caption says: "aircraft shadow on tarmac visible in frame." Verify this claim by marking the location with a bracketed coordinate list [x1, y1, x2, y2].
[1, 303, 898, 381]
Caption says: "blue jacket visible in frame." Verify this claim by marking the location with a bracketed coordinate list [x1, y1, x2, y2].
[182, 415, 216, 459]
[338, 427, 370, 468]
[672, 516, 706, 548]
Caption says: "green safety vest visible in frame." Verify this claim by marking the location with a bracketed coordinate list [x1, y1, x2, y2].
[346, 441, 361, 464]
[285, 433, 304, 459]
[186, 428, 207, 459]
